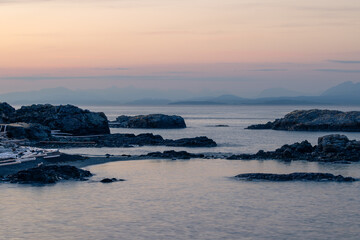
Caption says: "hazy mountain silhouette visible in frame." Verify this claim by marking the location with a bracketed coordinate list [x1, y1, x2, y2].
[170, 81, 360, 105]
[0, 86, 193, 105]
[321, 81, 360, 97]
[258, 88, 305, 98]
[0, 81, 359, 106]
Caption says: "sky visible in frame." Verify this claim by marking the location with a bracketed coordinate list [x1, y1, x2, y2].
[0, 0, 360, 96]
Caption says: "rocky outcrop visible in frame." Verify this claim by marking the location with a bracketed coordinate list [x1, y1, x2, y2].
[110, 114, 186, 128]
[100, 178, 125, 183]
[166, 136, 217, 147]
[228, 134, 360, 162]
[143, 150, 205, 159]
[234, 172, 356, 182]
[13, 104, 110, 135]
[0, 102, 15, 123]
[5, 123, 51, 140]
[3, 165, 92, 184]
[247, 109, 360, 131]
[33, 134, 217, 148]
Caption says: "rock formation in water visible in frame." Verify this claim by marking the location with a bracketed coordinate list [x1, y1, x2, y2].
[100, 178, 125, 183]
[0, 103, 218, 149]
[143, 150, 205, 159]
[234, 172, 357, 182]
[12, 104, 110, 135]
[33, 133, 217, 148]
[228, 134, 360, 162]
[3, 165, 93, 184]
[110, 114, 186, 129]
[247, 109, 360, 131]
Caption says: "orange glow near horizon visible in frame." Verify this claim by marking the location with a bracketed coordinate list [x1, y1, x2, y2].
[1, 0, 359, 68]
[0, 0, 359, 95]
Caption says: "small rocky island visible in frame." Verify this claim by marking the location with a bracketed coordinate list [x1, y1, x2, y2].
[109, 114, 186, 129]
[234, 172, 357, 182]
[247, 109, 360, 131]
[228, 134, 360, 162]
[2, 165, 93, 184]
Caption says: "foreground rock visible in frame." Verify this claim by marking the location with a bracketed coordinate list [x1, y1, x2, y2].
[228, 134, 360, 162]
[33, 134, 217, 148]
[234, 172, 356, 182]
[110, 114, 186, 128]
[3, 165, 92, 184]
[5, 123, 51, 140]
[13, 104, 110, 135]
[247, 109, 360, 131]
[143, 150, 205, 159]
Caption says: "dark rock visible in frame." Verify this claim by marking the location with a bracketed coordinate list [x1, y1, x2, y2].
[247, 121, 273, 129]
[165, 136, 217, 147]
[13, 104, 110, 135]
[234, 172, 357, 182]
[100, 178, 125, 183]
[227, 134, 360, 162]
[0, 102, 15, 123]
[4, 165, 92, 184]
[33, 133, 217, 148]
[5, 122, 51, 140]
[247, 109, 360, 131]
[110, 114, 186, 129]
[143, 150, 205, 159]
[44, 153, 88, 163]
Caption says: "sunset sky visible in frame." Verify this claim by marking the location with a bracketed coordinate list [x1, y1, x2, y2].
[1, 0, 359, 96]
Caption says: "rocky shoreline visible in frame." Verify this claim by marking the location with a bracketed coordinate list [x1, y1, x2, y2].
[1, 103, 109, 136]
[247, 109, 360, 131]
[0, 103, 216, 148]
[228, 134, 360, 162]
[29, 134, 217, 148]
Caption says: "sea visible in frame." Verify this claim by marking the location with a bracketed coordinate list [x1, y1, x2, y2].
[1, 105, 360, 240]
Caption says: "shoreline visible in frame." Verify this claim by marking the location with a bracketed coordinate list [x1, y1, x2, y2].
[0, 152, 229, 176]
[0, 155, 144, 176]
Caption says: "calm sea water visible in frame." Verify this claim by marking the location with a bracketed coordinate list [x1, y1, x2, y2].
[1, 105, 360, 240]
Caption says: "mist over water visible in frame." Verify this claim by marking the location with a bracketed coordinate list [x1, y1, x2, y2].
[2, 105, 360, 240]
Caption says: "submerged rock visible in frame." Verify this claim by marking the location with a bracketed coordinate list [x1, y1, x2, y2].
[234, 172, 357, 182]
[110, 114, 186, 129]
[143, 150, 205, 159]
[13, 104, 110, 135]
[247, 109, 360, 131]
[100, 178, 125, 183]
[228, 134, 360, 162]
[4, 165, 93, 184]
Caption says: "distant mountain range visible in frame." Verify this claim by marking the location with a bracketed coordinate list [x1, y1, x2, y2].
[171, 81, 360, 106]
[1, 81, 360, 106]
[0, 86, 196, 106]
[257, 88, 307, 98]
